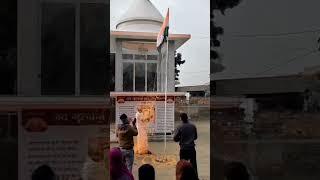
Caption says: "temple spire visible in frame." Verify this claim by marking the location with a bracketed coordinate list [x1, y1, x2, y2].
[116, 0, 164, 32]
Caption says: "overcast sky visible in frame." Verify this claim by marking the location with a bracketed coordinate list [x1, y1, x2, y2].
[214, 0, 320, 80]
[110, 0, 210, 86]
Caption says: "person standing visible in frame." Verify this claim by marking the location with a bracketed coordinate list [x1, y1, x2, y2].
[110, 147, 134, 180]
[116, 114, 138, 172]
[173, 113, 198, 178]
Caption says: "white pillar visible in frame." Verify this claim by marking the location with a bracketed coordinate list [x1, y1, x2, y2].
[115, 39, 123, 91]
[167, 41, 175, 92]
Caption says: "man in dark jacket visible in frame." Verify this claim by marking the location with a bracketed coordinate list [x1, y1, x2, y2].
[116, 114, 138, 172]
[174, 113, 198, 177]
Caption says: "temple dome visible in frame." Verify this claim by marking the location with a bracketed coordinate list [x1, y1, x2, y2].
[116, 0, 164, 32]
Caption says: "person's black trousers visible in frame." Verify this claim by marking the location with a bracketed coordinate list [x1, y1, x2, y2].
[180, 148, 198, 177]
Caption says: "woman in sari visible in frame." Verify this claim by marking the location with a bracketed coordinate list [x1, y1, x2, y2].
[110, 147, 134, 180]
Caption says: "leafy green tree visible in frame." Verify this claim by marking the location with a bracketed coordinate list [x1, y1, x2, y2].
[211, 0, 242, 73]
[174, 51, 185, 81]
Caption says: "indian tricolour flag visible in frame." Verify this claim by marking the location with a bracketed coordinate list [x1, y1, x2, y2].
[156, 8, 169, 50]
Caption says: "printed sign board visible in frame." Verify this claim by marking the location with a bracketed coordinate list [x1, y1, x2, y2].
[19, 109, 109, 180]
[115, 96, 175, 133]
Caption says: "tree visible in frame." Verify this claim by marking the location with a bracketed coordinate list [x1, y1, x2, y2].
[211, 0, 242, 74]
[174, 51, 185, 81]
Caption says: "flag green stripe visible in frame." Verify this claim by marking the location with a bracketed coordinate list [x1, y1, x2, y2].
[164, 26, 169, 38]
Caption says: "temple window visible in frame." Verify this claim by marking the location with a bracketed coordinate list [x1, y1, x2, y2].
[122, 52, 158, 92]
[123, 62, 134, 91]
[147, 63, 157, 91]
[135, 62, 146, 91]
[41, 3, 76, 95]
[41, 2, 108, 95]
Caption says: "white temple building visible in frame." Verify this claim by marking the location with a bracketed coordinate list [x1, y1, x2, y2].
[110, 0, 190, 136]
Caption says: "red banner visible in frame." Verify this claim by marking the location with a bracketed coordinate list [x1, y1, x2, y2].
[22, 109, 109, 127]
[116, 96, 175, 103]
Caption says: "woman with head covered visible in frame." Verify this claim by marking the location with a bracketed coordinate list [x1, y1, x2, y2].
[110, 147, 134, 180]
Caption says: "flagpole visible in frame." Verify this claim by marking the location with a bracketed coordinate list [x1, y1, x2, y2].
[157, 7, 170, 158]
[164, 32, 169, 156]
